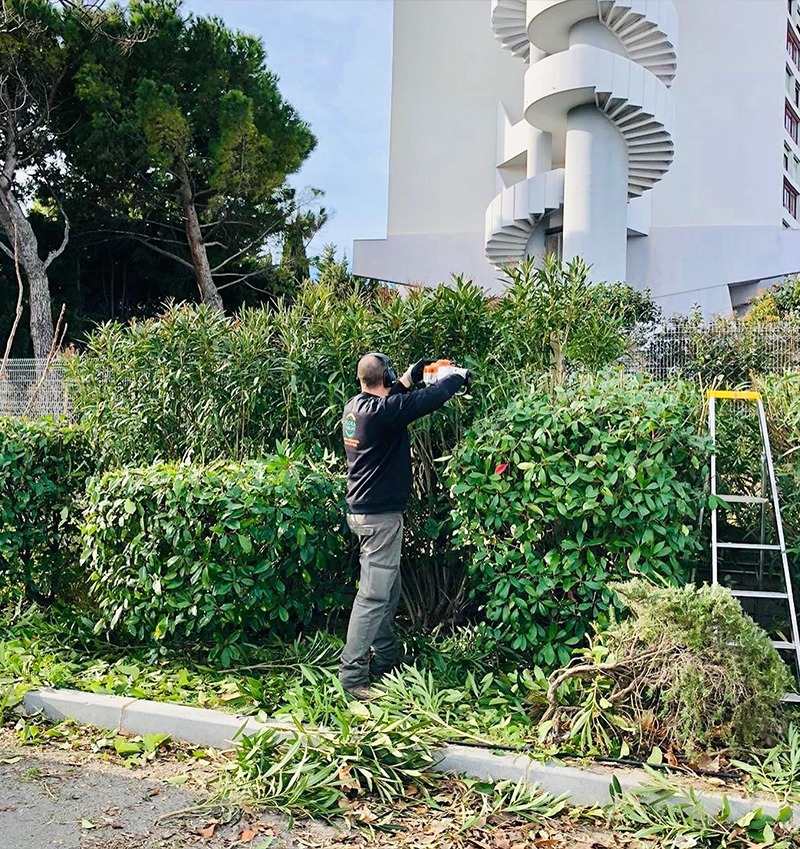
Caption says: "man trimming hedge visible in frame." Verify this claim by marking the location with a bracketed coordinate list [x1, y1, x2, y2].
[339, 353, 468, 700]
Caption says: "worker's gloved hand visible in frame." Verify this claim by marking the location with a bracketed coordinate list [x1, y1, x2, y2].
[407, 358, 435, 384]
[454, 367, 473, 389]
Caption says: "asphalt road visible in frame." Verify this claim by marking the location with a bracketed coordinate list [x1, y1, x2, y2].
[0, 730, 332, 849]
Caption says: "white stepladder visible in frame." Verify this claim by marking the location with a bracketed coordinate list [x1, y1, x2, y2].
[708, 389, 800, 697]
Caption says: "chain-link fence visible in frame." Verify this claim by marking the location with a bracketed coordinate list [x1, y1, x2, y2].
[628, 322, 800, 381]
[0, 360, 72, 418]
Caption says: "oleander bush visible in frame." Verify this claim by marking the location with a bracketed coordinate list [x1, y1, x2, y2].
[0, 418, 94, 606]
[449, 373, 709, 667]
[68, 263, 656, 629]
[82, 449, 347, 661]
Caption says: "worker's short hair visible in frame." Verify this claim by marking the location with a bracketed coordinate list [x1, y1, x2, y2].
[358, 353, 391, 388]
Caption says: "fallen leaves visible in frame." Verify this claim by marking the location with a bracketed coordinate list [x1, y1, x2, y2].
[236, 821, 281, 845]
[294, 779, 655, 849]
[196, 820, 218, 837]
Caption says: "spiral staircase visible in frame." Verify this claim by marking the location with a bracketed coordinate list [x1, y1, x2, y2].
[484, 169, 565, 268]
[485, 0, 678, 270]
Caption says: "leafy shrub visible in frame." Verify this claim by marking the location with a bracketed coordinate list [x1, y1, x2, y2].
[748, 275, 800, 321]
[69, 267, 659, 629]
[66, 306, 283, 466]
[543, 580, 792, 758]
[0, 418, 94, 605]
[495, 257, 658, 383]
[82, 450, 347, 661]
[449, 374, 708, 666]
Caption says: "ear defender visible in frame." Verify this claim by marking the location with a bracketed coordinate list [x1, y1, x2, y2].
[357, 352, 397, 388]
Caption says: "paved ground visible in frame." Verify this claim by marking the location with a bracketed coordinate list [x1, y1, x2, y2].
[0, 726, 652, 849]
[0, 729, 335, 849]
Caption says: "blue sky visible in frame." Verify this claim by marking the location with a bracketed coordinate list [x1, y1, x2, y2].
[183, 0, 393, 263]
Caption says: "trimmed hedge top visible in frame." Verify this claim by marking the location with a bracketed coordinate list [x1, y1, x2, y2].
[82, 450, 347, 662]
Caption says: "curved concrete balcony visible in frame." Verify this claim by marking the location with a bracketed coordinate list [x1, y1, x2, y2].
[524, 44, 675, 197]
[527, 0, 678, 86]
[490, 0, 529, 60]
[484, 169, 565, 269]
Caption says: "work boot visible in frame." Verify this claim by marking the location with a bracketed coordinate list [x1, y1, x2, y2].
[344, 684, 380, 702]
[371, 654, 413, 680]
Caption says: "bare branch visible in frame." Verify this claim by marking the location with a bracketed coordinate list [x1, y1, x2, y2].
[128, 236, 194, 270]
[43, 202, 70, 270]
[216, 267, 270, 290]
[210, 222, 282, 273]
[24, 304, 67, 416]
[16, 65, 67, 141]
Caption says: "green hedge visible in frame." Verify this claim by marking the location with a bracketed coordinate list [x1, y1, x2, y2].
[67, 270, 658, 629]
[82, 450, 347, 661]
[449, 374, 709, 667]
[0, 418, 94, 606]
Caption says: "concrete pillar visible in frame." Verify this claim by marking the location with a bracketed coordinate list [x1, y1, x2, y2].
[560, 17, 629, 283]
[562, 103, 629, 283]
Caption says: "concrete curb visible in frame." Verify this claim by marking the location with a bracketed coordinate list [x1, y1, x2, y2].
[22, 688, 289, 750]
[20, 688, 800, 822]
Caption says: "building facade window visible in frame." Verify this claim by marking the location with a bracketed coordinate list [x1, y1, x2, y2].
[787, 101, 800, 144]
[785, 178, 798, 218]
[544, 230, 563, 260]
[789, 25, 800, 67]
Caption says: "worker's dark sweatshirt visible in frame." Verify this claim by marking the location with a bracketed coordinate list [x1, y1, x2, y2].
[342, 374, 465, 514]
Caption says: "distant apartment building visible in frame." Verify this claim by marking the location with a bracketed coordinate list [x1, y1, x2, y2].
[354, 0, 800, 316]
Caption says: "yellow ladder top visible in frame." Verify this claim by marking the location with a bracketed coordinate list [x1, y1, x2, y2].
[707, 389, 761, 401]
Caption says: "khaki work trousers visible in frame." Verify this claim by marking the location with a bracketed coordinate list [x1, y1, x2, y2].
[338, 512, 403, 690]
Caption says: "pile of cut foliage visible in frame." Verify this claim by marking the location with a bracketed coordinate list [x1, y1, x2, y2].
[541, 580, 791, 759]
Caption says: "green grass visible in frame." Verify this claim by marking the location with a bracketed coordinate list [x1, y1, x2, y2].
[0, 604, 537, 750]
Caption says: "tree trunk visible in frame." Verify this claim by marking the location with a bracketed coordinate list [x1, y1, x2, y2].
[0, 189, 55, 359]
[176, 160, 224, 311]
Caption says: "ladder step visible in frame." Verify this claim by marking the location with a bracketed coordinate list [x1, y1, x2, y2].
[716, 494, 769, 504]
[773, 641, 797, 651]
[717, 542, 782, 551]
[731, 590, 788, 600]
[708, 390, 761, 401]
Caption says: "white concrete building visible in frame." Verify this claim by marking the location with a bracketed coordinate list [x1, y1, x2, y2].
[353, 0, 800, 316]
